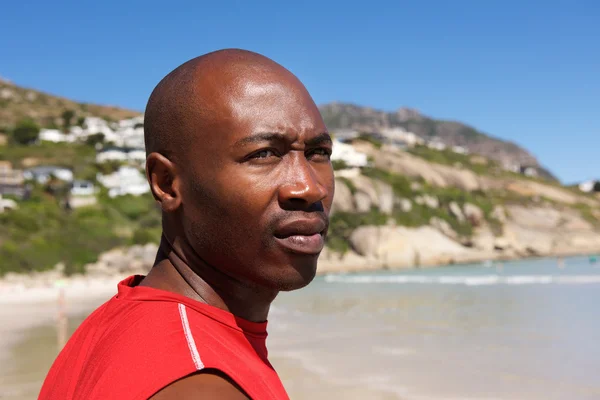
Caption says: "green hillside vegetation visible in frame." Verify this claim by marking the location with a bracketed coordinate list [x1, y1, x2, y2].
[0, 187, 160, 276]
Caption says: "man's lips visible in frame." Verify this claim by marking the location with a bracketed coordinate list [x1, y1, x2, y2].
[273, 218, 327, 255]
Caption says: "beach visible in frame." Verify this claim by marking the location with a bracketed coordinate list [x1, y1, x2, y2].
[2, 257, 600, 399]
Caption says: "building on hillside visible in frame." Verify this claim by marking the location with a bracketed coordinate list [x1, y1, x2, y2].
[39, 129, 75, 143]
[96, 148, 147, 164]
[451, 145, 469, 155]
[0, 133, 9, 146]
[519, 165, 538, 178]
[579, 180, 600, 193]
[331, 139, 368, 168]
[23, 166, 74, 184]
[68, 180, 98, 208]
[70, 180, 96, 197]
[332, 129, 360, 143]
[117, 116, 144, 129]
[96, 148, 128, 163]
[426, 140, 447, 151]
[380, 127, 424, 148]
[0, 194, 18, 213]
[127, 149, 147, 163]
[97, 166, 149, 198]
[0, 161, 26, 197]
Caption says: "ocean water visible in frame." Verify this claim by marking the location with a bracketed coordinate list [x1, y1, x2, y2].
[269, 256, 600, 399]
[2, 256, 600, 399]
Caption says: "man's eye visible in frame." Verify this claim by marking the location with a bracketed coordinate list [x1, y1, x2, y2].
[308, 148, 332, 159]
[253, 149, 276, 159]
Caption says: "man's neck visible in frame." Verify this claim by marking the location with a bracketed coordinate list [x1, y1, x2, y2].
[140, 236, 278, 322]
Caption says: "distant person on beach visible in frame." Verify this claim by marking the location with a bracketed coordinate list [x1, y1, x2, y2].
[39, 49, 334, 399]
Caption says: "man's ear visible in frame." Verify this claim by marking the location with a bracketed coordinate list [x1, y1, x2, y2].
[146, 152, 181, 213]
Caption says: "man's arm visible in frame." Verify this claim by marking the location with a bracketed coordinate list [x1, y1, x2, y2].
[149, 369, 250, 400]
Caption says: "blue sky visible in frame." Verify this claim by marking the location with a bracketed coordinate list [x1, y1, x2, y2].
[1, 0, 598, 183]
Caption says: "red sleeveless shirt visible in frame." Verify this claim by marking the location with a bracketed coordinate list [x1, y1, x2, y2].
[39, 275, 289, 399]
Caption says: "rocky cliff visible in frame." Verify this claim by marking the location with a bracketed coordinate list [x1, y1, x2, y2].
[319, 102, 553, 178]
[318, 141, 600, 273]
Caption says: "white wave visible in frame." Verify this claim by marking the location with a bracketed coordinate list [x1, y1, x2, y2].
[324, 274, 600, 286]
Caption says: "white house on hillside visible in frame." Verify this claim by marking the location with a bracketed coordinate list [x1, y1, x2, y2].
[96, 148, 147, 164]
[332, 129, 360, 143]
[0, 194, 18, 213]
[579, 180, 599, 193]
[451, 145, 469, 155]
[427, 140, 447, 151]
[127, 149, 147, 163]
[97, 166, 149, 198]
[331, 140, 368, 168]
[380, 127, 424, 148]
[23, 166, 73, 184]
[96, 149, 128, 163]
[118, 116, 144, 129]
[39, 129, 76, 143]
[71, 180, 96, 196]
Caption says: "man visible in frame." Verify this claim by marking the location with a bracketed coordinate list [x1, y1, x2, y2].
[39, 49, 335, 399]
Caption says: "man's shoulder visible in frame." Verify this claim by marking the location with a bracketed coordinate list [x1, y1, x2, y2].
[149, 369, 249, 400]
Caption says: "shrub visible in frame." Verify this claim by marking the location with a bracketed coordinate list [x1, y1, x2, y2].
[361, 167, 413, 197]
[61, 109, 75, 130]
[12, 119, 40, 145]
[332, 160, 349, 170]
[355, 133, 382, 149]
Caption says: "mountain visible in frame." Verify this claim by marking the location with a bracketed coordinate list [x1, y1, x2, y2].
[0, 78, 141, 132]
[319, 102, 551, 177]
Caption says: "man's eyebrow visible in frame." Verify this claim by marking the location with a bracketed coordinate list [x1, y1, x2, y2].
[232, 132, 332, 148]
[233, 132, 287, 148]
[305, 133, 332, 146]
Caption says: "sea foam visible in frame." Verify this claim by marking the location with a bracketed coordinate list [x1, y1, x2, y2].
[324, 274, 600, 286]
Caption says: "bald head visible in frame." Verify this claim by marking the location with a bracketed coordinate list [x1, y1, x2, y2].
[144, 49, 310, 159]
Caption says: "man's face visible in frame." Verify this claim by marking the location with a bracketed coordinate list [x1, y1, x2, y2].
[178, 76, 334, 291]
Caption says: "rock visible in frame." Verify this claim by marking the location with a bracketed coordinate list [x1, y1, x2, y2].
[349, 225, 490, 268]
[331, 179, 355, 214]
[430, 217, 458, 240]
[410, 182, 423, 191]
[449, 202, 465, 222]
[505, 180, 596, 206]
[354, 192, 372, 212]
[85, 244, 157, 276]
[396, 198, 413, 212]
[493, 237, 510, 250]
[415, 195, 438, 208]
[351, 175, 379, 205]
[464, 203, 484, 226]
[0, 88, 14, 99]
[505, 205, 562, 229]
[472, 226, 496, 251]
[374, 181, 394, 215]
[491, 206, 507, 223]
[349, 226, 416, 268]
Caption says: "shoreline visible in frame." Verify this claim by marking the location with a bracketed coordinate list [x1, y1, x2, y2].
[2, 248, 599, 305]
[0, 248, 598, 346]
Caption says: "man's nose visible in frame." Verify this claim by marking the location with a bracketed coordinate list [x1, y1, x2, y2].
[278, 155, 328, 210]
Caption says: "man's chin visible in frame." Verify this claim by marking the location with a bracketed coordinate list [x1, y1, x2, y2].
[276, 255, 319, 291]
